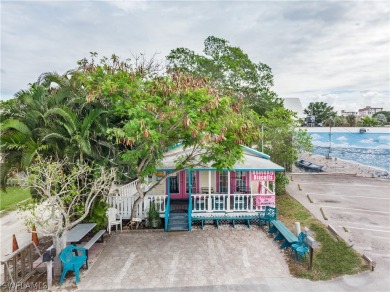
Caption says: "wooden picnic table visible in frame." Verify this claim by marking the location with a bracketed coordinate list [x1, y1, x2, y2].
[67, 223, 96, 244]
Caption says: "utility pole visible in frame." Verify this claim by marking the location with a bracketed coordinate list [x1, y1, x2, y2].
[261, 123, 264, 153]
[327, 118, 333, 159]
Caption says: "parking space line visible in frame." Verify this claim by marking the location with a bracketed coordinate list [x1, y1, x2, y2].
[339, 226, 390, 233]
[320, 205, 390, 214]
[340, 222, 390, 230]
[114, 253, 135, 286]
[306, 193, 390, 200]
[299, 182, 389, 188]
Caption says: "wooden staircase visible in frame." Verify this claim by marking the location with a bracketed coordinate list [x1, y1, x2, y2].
[167, 200, 189, 231]
[167, 213, 189, 231]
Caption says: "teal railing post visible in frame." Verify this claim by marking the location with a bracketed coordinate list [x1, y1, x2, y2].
[188, 170, 193, 231]
[165, 175, 171, 231]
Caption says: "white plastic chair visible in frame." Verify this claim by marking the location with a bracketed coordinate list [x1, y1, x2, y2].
[106, 208, 122, 234]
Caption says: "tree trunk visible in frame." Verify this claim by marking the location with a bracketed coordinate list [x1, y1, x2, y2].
[131, 195, 144, 219]
[53, 231, 67, 278]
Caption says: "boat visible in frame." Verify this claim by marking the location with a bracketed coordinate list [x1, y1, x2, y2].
[295, 160, 324, 172]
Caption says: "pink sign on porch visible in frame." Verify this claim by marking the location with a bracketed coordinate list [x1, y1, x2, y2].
[255, 195, 275, 207]
[251, 171, 275, 181]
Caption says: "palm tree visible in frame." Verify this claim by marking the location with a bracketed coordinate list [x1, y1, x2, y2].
[42, 106, 107, 161]
[0, 84, 52, 188]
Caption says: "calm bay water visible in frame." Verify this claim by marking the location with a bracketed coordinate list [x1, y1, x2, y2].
[306, 128, 390, 172]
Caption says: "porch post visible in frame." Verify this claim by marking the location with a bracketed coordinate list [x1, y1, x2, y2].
[207, 170, 212, 212]
[164, 175, 171, 231]
[188, 170, 192, 231]
[227, 171, 231, 212]
[249, 171, 253, 211]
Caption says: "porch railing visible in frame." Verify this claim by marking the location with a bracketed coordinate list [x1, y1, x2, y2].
[191, 193, 275, 213]
[107, 194, 167, 219]
[118, 180, 139, 196]
[117, 179, 152, 197]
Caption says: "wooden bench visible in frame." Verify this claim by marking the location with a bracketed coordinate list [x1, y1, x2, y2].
[269, 220, 298, 249]
[192, 212, 263, 229]
[83, 230, 105, 258]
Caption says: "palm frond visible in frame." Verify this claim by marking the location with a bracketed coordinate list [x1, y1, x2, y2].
[81, 109, 106, 137]
[1, 120, 32, 136]
[44, 107, 77, 133]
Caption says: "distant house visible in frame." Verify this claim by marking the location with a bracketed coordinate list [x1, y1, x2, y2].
[358, 106, 383, 117]
[340, 110, 358, 117]
[283, 98, 305, 120]
[108, 144, 284, 231]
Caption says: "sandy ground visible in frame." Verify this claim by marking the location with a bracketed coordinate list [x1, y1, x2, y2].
[294, 153, 389, 178]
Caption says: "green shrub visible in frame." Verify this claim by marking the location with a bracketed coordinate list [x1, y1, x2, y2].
[85, 199, 108, 231]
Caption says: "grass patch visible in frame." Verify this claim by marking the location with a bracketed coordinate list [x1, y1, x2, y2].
[277, 192, 369, 280]
[0, 186, 31, 212]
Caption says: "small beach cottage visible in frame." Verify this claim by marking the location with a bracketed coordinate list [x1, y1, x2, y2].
[108, 144, 284, 231]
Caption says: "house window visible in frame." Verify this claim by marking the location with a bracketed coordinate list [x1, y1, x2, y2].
[235, 171, 247, 192]
[186, 171, 196, 193]
[219, 172, 228, 193]
[169, 173, 179, 193]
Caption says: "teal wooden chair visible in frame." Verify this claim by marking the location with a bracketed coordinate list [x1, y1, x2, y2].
[292, 232, 307, 252]
[295, 242, 309, 261]
[293, 233, 309, 261]
[59, 245, 88, 285]
[259, 206, 277, 227]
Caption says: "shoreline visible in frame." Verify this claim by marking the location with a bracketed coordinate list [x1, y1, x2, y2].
[295, 152, 389, 179]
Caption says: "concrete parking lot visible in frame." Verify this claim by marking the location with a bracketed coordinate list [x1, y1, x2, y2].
[78, 173, 390, 291]
[2, 173, 389, 291]
[287, 174, 390, 287]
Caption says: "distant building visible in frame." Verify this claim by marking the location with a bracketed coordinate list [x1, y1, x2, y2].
[340, 110, 358, 117]
[282, 98, 305, 120]
[358, 106, 383, 117]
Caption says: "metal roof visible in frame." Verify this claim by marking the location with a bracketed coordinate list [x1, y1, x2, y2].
[156, 146, 284, 172]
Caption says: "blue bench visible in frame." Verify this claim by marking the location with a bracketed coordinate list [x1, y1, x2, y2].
[192, 212, 262, 229]
[83, 230, 105, 259]
[269, 220, 298, 249]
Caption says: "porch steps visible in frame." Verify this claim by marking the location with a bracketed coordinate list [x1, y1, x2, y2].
[168, 213, 189, 232]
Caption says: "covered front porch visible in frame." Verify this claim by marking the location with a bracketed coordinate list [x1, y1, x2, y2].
[108, 145, 284, 231]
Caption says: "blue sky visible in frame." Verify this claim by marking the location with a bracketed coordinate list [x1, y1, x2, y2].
[1, 0, 389, 113]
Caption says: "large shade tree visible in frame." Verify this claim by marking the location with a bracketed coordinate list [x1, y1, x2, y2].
[168, 37, 313, 191]
[167, 36, 282, 116]
[77, 55, 261, 217]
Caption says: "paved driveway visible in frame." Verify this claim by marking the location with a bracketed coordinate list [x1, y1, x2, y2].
[78, 230, 292, 290]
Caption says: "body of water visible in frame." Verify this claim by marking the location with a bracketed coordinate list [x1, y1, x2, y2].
[305, 128, 390, 172]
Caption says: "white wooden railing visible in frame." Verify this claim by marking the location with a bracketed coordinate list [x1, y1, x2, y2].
[192, 193, 275, 213]
[108, 194, 167, 219]
[117, 179, 140, 196]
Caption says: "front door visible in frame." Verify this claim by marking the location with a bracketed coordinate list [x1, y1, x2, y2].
[169, 172, 180, 199]
[169, 171, 197, 199]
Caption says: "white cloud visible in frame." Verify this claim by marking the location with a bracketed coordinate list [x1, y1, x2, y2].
[1, 0, 389, 109]
[107, 0, 149, 14]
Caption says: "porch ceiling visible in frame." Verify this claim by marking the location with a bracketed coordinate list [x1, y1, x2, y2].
[157, 151, 284, 172]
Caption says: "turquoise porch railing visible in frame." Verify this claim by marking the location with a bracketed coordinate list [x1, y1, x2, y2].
[164, 176, 171, 231]
[187, 170, 193, 231]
